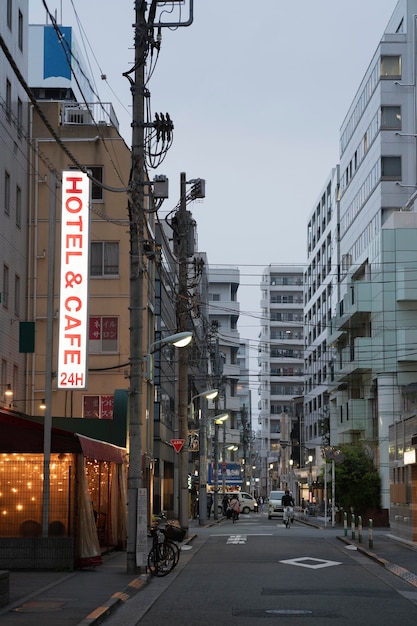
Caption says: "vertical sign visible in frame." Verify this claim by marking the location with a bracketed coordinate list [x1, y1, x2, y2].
[136, 488, 148, 567]
[58, 171, 90, 389]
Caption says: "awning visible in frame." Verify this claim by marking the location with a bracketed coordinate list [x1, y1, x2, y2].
[0, 409, 82, 453]
[75, 433, 127, 464]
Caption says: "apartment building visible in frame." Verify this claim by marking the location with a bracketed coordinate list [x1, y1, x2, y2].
[208, 266, 241, 486]
[312, 0, 417, 538]
[303, 169, 340, 492]
[258, 265, 304, 498]
[0, 0, 29, 403]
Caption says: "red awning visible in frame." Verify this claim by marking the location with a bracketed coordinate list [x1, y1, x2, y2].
[0, 409, 82, 453]
[75, 433, 127, 464]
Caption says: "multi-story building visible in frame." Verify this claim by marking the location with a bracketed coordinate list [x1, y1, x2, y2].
[303, 169, 339, 496]
[0, 0, 29, 403]
[208, 266, 241, 487]
[322, 0, 417, 537]
[258, 265, 304, 498]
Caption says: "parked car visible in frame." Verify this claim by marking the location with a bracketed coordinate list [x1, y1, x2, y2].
[268, 490, 294, 521]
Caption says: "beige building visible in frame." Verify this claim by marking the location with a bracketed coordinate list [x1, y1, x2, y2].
[24, 100, 132, 421]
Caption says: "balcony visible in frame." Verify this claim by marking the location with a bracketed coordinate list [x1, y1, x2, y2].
[333, 282, 372, 331]
[62, 102, 119, 130]
[335, 337, 373, 380]
[397, 329, 417, 362]
[336, 399, 368, 436]
[396, 268, 417, 301]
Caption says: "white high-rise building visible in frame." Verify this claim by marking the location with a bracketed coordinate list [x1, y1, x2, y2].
[305, 1, 417, 535]
[258, 265, 304, 497]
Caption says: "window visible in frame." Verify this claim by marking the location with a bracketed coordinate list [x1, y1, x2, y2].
[380, 55, 401, 78]
[89, 316, 118, 353]
[17, 98, 22, 138]
[381, 156, 401, 180]
[14, 274, 20, 317]
[6, 80, 11, 122]
[89, 166, 103, 201]
[90, 241, 119, 276]
[83, 395, 114, 419]
[18, 10, 23, 51]
[209, 293, 220, 301]
[70, 165, 103, 200]
[381, 106, 401, 129]
[7, 0, 12, 29]
[4, 171, 10, 215]
[15, 185, 21, 227]
[2, 265, 9, 309]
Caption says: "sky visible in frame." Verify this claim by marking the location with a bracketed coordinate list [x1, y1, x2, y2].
[29, 0, 399, 378]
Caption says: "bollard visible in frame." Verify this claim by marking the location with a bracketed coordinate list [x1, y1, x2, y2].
[358, 515, 362, 543]
[344, 511, 348, 537]
[351, 513, 355, 540]
[369, 519, 373, 550]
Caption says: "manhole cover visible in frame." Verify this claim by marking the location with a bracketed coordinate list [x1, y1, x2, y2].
[14, 600, 66, 613]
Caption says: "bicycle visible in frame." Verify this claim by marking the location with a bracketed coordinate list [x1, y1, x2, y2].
[283, 506, 293, 528]
[147, 520, 185, 576]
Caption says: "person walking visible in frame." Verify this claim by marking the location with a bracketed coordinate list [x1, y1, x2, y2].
[229, 494, 240, 522]
[206, 492, 213, 519]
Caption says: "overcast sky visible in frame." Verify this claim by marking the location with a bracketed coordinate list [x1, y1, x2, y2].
[29, 0, 398, 368]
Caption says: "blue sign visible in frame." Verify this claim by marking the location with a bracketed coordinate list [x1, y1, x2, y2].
[208, 462, 242, 487]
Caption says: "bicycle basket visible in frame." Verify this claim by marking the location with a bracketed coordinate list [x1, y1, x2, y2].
[165, 523, 186, 542]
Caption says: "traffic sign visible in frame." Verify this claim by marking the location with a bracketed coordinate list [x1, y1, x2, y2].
[171, 439, 185, 453]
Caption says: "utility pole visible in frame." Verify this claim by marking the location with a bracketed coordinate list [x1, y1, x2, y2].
[126, 2, 195, 571]
[126, 1, 146, 575]
[177, 172, 189, 532]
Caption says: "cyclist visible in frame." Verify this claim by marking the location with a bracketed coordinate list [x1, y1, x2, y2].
[282, 490, 294, 526]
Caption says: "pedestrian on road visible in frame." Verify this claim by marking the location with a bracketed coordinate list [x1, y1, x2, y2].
[229, 495, 240, 521]
[222, 494, 229, 516]
[207, 492, 213, 519]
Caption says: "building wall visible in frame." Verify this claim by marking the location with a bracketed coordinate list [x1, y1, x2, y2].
[0, 0, 29, 404]
[26, 101, 132, 420]
[327, 0, 417, 512]
[258, 265, 304, 496]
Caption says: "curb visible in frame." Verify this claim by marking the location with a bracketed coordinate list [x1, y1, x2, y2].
[77, 532, 198, 625]
[337, 535, 417, 589]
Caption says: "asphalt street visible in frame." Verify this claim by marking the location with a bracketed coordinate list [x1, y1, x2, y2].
[100, 514, 417, 626]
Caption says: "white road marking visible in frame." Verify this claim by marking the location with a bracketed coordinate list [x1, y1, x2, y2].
[280, 557, 342, 569]
[227, 535, 247, 544]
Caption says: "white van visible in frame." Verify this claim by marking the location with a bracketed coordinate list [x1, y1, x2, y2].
[268, 490, 286, 519]
[211, 491, 257, 515]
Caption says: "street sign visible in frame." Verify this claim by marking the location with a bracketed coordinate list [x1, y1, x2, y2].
[171, 439, 185, 453]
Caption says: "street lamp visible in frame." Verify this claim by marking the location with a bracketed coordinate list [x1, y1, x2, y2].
[188, 389, 219, 526]
[146, 331, 193, 381]
[127, 330, 193, 574]
[212, 413, 229, 520]
[0, 384, 13, 398]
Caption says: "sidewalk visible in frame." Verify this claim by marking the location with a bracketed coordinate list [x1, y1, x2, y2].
[1, 517, 417, 625]
[306, 514, 417, 588]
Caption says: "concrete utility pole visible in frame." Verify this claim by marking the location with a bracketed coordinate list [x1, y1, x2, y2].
[126, 1, 195, 572]
[177, 172, 190, 532]
[126, 0, 146, 575]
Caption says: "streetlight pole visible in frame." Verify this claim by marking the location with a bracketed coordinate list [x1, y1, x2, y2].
[190, 389, 218, 526]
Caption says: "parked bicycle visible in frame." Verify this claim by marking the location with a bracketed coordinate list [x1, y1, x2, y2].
[147, 517, 185, 577]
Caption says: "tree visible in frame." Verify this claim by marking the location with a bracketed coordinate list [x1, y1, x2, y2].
[333, 444, 381, 516]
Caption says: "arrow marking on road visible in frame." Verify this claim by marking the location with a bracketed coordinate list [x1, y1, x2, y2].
[280, 557, 342, 569]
